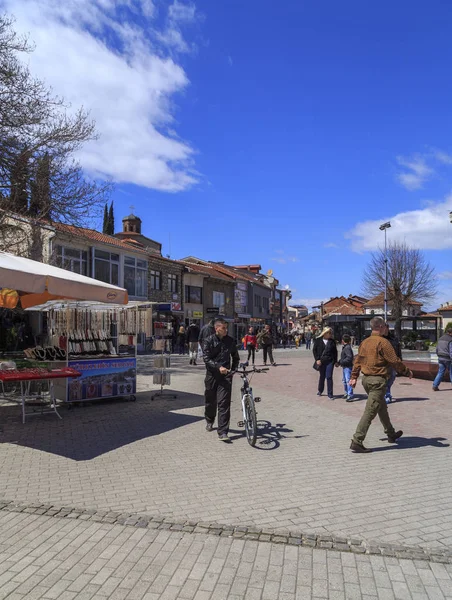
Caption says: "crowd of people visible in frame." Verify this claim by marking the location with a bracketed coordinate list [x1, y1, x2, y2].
[168, 315, 450, 452]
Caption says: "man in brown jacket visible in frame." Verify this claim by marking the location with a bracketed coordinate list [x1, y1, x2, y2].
[349, 316, 413, 453]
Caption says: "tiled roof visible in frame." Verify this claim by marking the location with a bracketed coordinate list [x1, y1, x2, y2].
[324, 303, 363, 316]
[54, 223, 149, 254]
[363, 292, 422, 308]
[178, 261, 234, 282]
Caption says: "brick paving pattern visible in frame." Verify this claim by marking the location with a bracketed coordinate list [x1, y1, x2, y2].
[0, 348, 451, 598]
[1, 510, 452, 600]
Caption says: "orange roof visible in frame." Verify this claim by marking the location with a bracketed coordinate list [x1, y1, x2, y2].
[178, 261, 233, 282]
[324, 303, 363, 316]
[363, 292, 422, 308]
[54, 223, 149, 254]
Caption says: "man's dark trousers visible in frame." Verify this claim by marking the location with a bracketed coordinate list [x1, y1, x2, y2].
[262, 344, 274, 365]
[205, 371, 232, 436]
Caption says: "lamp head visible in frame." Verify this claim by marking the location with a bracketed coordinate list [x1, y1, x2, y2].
[379, 222, 391, 231]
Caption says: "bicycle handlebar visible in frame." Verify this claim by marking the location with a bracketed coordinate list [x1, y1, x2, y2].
[229, 367, 269, 376]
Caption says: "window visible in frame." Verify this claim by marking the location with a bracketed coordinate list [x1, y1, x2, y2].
[185, 285, 203, 304]
[55, 245, 88, 276]
[263, 297, 269, 310]
[150, 270, 161, 290]
[254, 295, 262, 308]
[213, 291, 225, 310]
[168, 274, 178, 293]
[94, 249, 119, 285]
[124, 256, 148, 297]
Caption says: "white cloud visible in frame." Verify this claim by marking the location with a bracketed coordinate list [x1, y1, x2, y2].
[396, 155, 434, 190]
[227, 55, 233, 66]
[324, 242, 338, 249]
[2, 0, 202, 192]
[434, 150, 452, 165]
[438, 271, 452, 280]
[291, 297, 327, 311]
[271, 252, 299, 264]
[348, 193, 452, 252]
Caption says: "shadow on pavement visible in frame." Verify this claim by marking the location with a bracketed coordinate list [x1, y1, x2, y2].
[373, 436, 450, 451]
[391, 397, 429, 403]
[0, 390, 204, 461]
[228, 420, 306, 450]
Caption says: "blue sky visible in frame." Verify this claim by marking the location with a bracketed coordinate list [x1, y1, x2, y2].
[4, 0, 452, 310]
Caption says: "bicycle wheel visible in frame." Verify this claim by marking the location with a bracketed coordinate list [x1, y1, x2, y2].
[244, 394, 257, 446]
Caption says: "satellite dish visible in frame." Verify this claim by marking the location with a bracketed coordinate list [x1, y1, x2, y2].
[266, 269, 273, 277]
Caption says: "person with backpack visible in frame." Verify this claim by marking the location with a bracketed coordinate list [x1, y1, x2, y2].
[433, 325, 452, 391]
[382, 323, 402, 403]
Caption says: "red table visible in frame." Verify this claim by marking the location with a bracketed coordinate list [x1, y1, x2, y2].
[0, 367, 81, 423]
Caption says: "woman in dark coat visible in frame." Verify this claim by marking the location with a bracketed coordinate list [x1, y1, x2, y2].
[312, 326, 338, 399]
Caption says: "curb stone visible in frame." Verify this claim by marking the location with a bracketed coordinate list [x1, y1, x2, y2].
[0, 498, 451, 563]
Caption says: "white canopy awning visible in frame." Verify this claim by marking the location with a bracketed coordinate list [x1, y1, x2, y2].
[0, 251, 128, 306]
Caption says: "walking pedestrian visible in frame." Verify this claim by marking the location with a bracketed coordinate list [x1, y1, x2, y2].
[338, 333, 354, 401]
[305, 330, 312, 350]
[202, 317, 240, 442]
[349, 316, 413, 453]
[176, 326, 186, 355]
[382, 323, 402, 403]
[432, 325, 452, 391]
[313, 326, 337, 399]
[186, 322, 200, 365]
[243, 326, 258, 365]
[257, 324, 276, 366]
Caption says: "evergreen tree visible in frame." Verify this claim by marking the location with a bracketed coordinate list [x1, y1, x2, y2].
[29, 153, 51, 218]
[9, 148, 30, 213]
[107, 201, 114, 234]
[102, 203, 109, 233]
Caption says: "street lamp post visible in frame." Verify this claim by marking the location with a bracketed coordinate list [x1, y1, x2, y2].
[379, 222, 391, 322]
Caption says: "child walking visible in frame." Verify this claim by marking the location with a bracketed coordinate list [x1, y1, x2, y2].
[338, 334, 354, 402]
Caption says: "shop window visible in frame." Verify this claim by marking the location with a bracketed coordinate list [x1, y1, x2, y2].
[213, 291, 225, 310]
[185, 285, 203, 304]
[168, 274, 178, 293]
[124, 256, 148, 298]
[55, 245, 88, 276]
[94, 249, 119, 285]
[150, 269, 161, 290]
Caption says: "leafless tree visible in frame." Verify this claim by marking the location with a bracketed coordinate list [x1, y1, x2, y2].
[0, 14, 111, 255]
[362, 241, 437, 339]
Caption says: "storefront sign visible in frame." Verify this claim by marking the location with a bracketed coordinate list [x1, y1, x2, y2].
[234, 282, 248, 314]
[206, 307, 219, 314]
[156, 303, 171, 312]
[171, 302, 182, 311]
[193, 311, 203, 318]
[67, 358, 137, 402]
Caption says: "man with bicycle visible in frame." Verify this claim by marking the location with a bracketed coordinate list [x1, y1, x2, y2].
[202, 317, 240, 442]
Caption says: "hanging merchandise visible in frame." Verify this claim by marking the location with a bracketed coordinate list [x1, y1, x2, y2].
[25, 301, 143, 404]
[151, 335, 176, 400]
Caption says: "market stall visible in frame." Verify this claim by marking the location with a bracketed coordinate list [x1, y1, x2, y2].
[26, 301, 152, 404]
[0, 251, 131, 419]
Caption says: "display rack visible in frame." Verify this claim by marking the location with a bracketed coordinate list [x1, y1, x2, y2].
[151, 323, 177, 400]
[25, 301, 152, 404]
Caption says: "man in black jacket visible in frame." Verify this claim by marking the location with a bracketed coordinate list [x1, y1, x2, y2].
[186, 322, 200, 365]
[202, 318, 240, 442]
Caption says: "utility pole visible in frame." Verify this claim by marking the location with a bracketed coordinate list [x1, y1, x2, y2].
[379, 222, 391, 322]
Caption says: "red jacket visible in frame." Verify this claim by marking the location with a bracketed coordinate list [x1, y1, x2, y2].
[243, 334, 257, 348]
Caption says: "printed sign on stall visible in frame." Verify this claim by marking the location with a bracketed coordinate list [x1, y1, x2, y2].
[67, 358, 137, 402]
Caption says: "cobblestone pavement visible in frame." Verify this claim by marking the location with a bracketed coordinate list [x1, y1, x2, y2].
[2, 510, 452, 600]
[0, 349, 451, 555]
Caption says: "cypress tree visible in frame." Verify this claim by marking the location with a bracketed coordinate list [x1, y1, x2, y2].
[30, 153, 51, 218]
[102, 203, 108, 233]
[108, 201, 114, 234]
[10, 149, 30, 213]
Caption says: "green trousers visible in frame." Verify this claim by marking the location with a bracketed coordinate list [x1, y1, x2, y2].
[352, 375, 396, 446]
